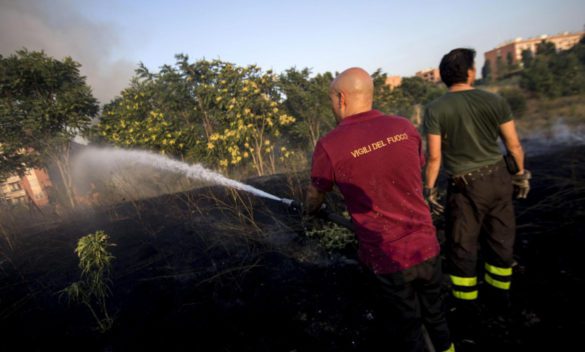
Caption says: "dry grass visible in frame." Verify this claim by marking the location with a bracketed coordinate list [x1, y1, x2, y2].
[517, 94, 585, 135]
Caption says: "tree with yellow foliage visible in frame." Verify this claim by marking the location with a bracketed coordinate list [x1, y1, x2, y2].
[96, 55, 295, 176]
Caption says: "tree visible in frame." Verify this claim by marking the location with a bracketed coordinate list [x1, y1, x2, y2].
[521, 50, 534, 68]
[371, 71, 446, 123]
[521, 40, 585, 98]
[279, 68, 336, 148]
[97, 56, 296, 176]
[506, 52, 520, 73]
[482, 60, 492, 82]
[400, 76, 444, 105]
[536, 41, 556, 56]
[371, 69, 412, 117]
[520, 58, 559, 97]
[0, 50, 99, 206]
[499, 88, 527, 117]
[495, 56, 506, 79]
[553, 51, 585, 96]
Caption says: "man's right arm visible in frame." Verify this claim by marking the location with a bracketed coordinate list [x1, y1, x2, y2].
[305, 184, 326, 215]
[424, 133, 444, 215]
[307, 141, 334, 214]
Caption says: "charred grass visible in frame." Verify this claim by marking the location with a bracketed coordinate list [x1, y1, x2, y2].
[0, 147, 584, 351]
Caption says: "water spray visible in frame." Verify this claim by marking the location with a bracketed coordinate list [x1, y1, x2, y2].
[77, 147, 282, 200]
[76, 147, 353, 230]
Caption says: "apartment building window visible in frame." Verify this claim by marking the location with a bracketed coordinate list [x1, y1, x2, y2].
[8, 182, 21, 192]
[10, 197, 26, 205]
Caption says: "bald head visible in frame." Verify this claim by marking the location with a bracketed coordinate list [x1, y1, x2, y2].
[329, 67, 374, 120]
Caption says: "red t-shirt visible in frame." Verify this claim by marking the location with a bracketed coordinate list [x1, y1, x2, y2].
[311, 110, 439, 274]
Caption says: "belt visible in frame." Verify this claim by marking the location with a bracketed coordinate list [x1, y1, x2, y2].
[450, 160, 504, 188]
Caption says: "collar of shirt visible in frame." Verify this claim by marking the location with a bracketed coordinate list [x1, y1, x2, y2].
[338, 110, 383, 127]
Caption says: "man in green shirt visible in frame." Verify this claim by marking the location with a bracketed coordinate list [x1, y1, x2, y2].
[423, 48, 531, 341]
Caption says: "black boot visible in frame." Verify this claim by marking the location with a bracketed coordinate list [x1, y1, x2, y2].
[448, 299, 481, 346]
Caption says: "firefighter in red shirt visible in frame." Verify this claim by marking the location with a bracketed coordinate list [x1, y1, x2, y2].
[305, 67, 454, 352]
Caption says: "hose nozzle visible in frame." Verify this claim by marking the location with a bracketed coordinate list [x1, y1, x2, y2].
[281, 198, 303, 215]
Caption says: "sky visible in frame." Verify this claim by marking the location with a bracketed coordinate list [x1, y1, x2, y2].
[1, 0, 584, 104]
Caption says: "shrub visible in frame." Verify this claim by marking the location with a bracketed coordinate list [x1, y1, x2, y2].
[500, 88, 527, 117]
[305, 222, 356, 251]
[60, 230, 116, 332]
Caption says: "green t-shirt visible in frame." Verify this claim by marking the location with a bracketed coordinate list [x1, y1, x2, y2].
[423, 89, 513, 175]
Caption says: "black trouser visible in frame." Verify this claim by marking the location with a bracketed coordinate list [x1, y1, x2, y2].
[446, 163, 515, 303]
[374, 256, 451, 352]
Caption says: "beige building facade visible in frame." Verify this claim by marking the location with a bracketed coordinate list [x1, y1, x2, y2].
[1, 168, 52, 207]
[415, 68, 441, 84]
[385, 75, 403, 90]
[484, 31, 584, 78]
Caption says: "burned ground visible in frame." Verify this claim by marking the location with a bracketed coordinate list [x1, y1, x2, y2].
[1, 145, 584, 352]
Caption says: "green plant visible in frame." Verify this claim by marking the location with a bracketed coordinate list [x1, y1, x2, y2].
[60, 230, 116, 333]
[305, 221, 356, 251]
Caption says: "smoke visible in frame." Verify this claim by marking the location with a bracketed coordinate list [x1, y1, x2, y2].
[0, 0, 135, 104]
[522, 119, 585, 155]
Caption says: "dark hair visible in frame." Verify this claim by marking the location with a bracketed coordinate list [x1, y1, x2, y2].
[439, 48, 476, 87]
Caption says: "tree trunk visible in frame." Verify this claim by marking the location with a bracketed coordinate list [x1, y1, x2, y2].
[51, 143, 77, 209]
[252, 139, 264, 176]
[308, 119, 320, 148]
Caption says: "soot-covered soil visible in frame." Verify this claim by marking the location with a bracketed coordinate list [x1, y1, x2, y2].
[1, 145, 584, 352]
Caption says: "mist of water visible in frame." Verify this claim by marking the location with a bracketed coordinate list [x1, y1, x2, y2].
[74, 147, 282, 202]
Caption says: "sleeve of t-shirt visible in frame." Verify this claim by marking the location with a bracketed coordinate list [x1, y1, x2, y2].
[423, 106, 441, 135]
[310, 141, 335, 192]
[498, 96, 514, 124]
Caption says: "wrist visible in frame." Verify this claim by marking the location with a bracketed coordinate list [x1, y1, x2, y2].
[423, 187, 435, 198]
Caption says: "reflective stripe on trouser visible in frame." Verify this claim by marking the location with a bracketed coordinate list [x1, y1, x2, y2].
[450, 275, 478, 300]
[484, 262, 512, 290]
[443, 343, 455, 352]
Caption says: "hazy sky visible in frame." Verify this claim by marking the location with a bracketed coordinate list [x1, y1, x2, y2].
[1, 0, 584, 103]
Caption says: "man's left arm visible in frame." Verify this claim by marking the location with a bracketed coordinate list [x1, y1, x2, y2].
[499, 120, 525, 172]
[424, 134, 442, 190]
[424, 133, 444, 215]
[499, 120, 531, 199]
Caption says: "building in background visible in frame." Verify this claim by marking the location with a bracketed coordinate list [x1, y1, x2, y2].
[415, 68, 441, 84]
[385, 75, 402, 90]
[484, 31, 584, 79]
[0, 168, 52, 207]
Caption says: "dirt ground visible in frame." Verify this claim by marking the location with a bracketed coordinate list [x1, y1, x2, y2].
[1, 144, 584, 352]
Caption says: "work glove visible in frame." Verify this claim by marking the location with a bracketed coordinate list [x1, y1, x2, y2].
[511, 169, 531, 199]
[424, 187, 444, 216]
